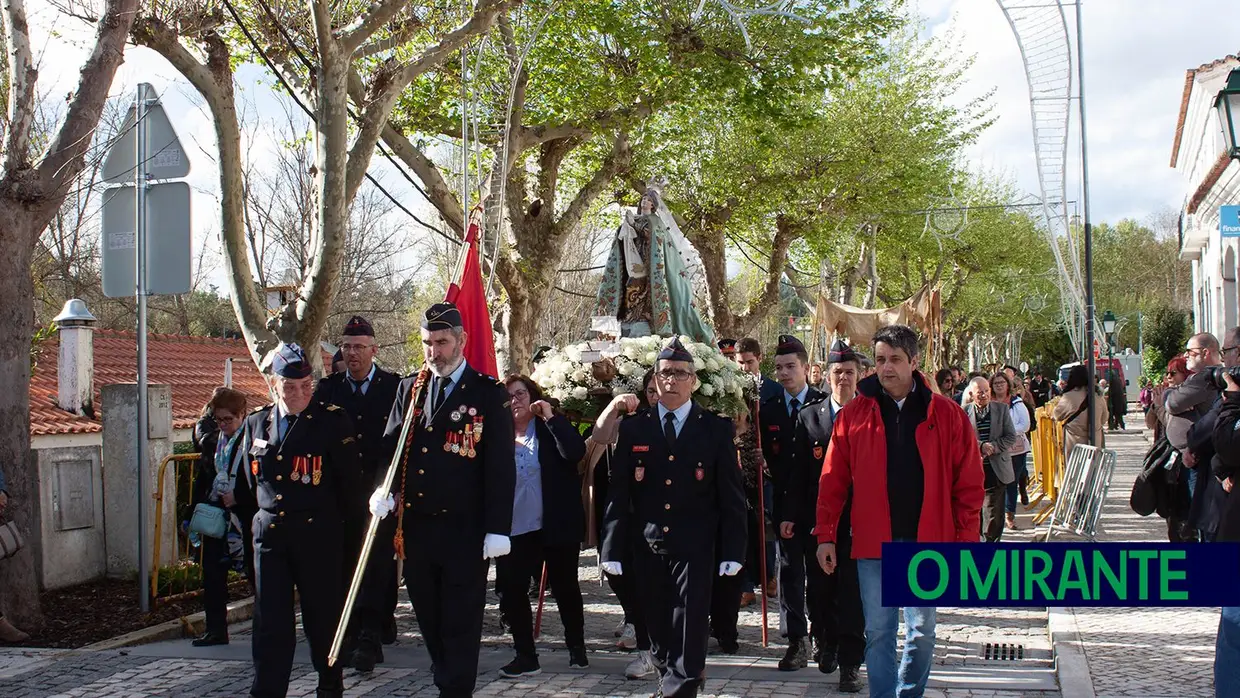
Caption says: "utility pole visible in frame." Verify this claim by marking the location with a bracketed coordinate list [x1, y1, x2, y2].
[1076, 2, 1098, 446]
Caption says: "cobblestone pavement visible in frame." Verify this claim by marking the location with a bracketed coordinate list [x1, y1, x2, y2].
[1053, 429, 1218, 698]
[0, 550, 1059, 697]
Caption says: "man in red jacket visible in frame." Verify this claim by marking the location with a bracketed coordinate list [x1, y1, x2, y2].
[815, 325, 983, 698]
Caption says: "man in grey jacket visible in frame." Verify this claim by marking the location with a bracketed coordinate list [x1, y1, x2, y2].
[1166, 333, 1224, 453]
[963, 377, 1017, 542]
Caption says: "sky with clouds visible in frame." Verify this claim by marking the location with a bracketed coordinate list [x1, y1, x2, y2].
[29, 0, 1240, 288]
[918, 0, 1237, 226]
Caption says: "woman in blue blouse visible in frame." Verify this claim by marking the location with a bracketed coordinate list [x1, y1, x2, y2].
[496, 375, 588, 679]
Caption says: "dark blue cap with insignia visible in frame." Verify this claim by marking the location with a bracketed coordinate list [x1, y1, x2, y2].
[658, 337, 693, 363]
[343, 315, 374, 337]
[828, 339, 859, 364]
[272, 343, 312, 379]
[775, 334, 805, 356]
[422, 302, 463, 331]
[717, 338, 738, 353]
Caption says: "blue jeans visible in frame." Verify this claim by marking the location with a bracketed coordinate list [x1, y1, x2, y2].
[1005, 453, 1028, 513]
[857, 557, 936, 697]
[1218, 607, 1240, 697]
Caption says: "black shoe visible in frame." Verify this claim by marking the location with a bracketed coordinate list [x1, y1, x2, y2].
[381, 615, 397, 645]
[838, 664, 863, 693]
[499, 654, 541, 678]
[351, 643, 381, 673]
[778, 637, 810, 671]
[569, 645, 589, 668]
[316, 673, 344, 698]
[719, 638, 739, 654]
[192, 632, 228, 647]
[818, 647, 839, 674]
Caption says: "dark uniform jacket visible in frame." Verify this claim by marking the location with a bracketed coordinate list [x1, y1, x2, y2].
[760, 385, 826, 524]
[313, 365, 402, 488]
[236, 401, 364, 535]
[383, 363, 516, 538]
[601, 402, 747, 563]
[787, 394, 851, 545]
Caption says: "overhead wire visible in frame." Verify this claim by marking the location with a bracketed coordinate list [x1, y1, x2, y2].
[220, 0, 461, 245]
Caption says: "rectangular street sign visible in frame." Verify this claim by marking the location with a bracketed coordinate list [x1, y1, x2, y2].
[101, 97, 190, 184]
[101, 183, 192, 297]
[1221, 205, 1240, 237]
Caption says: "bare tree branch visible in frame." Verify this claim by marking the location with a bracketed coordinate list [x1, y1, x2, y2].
[337, 0, 411, 55]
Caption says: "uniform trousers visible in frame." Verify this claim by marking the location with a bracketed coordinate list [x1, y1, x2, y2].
[634, 544, 714, 698]
[595, 460, 651, 650]
[495, 530, 585, 657]
[709, 566, 744, 646]
[404, 517, 488, 698]
[811, 534, 865, 667]
[356, 515, 399, 646]
[250, 513, 343, 697]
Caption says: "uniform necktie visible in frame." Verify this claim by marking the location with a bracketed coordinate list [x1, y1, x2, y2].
[430, 376, 451, 415]
[350, 377, 369, 395]
[790, 397, 801, 420]
[281, 413, 297, 443]
[663, 411, 677, 448]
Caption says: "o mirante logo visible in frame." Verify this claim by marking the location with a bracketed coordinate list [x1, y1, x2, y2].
[881, 543, 1240, 607]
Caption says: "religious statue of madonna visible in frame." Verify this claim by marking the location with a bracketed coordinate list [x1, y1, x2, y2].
[594, 184, 713, 341]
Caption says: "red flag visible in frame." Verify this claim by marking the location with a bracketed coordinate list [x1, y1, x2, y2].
[444, 214, 499, 379]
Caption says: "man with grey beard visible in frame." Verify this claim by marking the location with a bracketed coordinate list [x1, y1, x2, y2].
[370, 302, 516, 698]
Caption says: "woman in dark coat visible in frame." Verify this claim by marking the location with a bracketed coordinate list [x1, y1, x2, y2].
[190, 387, 256, 646]
[495, 375, 589, 678]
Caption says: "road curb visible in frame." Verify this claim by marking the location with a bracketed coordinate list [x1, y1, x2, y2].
[83, 596, 255, 651]
[1048, 606, 1095, 698]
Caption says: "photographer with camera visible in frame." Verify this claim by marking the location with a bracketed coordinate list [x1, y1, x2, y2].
[1170, 329, 1240, 543]
[1208, 367, 1240, 696]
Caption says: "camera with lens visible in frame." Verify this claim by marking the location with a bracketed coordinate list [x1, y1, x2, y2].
[1203, 365, 1240, 390]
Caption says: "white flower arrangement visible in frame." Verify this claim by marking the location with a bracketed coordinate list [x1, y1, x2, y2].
[530, 335, 758, 420]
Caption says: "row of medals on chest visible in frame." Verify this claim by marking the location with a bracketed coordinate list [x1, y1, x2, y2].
[441, 406, 483, 458]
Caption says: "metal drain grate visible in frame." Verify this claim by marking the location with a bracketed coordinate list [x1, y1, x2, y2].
[982, 642, 1025, 661]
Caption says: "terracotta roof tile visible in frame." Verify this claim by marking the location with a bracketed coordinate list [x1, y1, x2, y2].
[29, 330, 328, 437]
[1171, 54, 1240, 169]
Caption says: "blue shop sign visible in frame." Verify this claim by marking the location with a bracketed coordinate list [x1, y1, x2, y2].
[1223, 205, 1240, 237]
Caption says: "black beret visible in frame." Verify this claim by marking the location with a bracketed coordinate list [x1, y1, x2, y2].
[272, 343, 312, 379]
[331, 349, 344, 364]
[343, 315, 374, 337]
[717, 338, 738, 353]
[828, 339, 859, 365]
[775, 334, 805, 356]
[657, 337, 693, 363]
[422, 302, 463, 331]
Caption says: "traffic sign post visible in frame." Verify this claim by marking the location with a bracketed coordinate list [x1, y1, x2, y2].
[100, 83, 191, 613]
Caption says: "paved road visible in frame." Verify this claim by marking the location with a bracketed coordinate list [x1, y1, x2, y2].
[1058, 429, 1219, 698]
[0, 548, 1058, 697]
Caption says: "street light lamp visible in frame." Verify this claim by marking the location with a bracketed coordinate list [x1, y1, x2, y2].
[1216, 68, 1240, 159]
[1102, 310, 1117, 336]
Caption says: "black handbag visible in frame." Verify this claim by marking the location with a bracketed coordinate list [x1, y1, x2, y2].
[1130, 437, 1177, 517]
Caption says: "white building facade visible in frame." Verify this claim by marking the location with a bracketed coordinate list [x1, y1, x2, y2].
[1173, 55, 1240, 339]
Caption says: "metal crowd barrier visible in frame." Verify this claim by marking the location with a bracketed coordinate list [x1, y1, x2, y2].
[150, 453, 205, 603]
[1028, 402, 1065, 524]
[1041, 444, 1117, 541]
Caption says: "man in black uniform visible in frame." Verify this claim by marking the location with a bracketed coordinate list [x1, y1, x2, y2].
[369, 302, 516, 698]
[238, 343, 363, 698]
[785, 339, 865, 691]
[313, 315, 402, 671]
[602, 338, 747, 698]
[759, 335, 826, 671]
